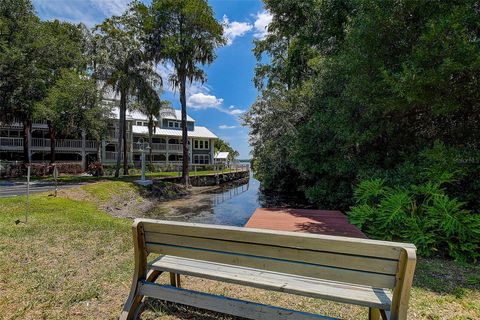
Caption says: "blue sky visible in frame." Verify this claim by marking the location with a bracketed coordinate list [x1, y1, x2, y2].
[32, 0, 272, 159]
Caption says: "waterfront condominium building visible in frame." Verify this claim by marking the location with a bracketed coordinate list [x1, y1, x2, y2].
[0, 96, 217, 169]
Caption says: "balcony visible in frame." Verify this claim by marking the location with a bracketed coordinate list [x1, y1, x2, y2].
[132, 143, 185, 153]
[167, 144, 182, 152]
[0, 137, 97, 152]
[133, 143, 166, 151]
[0, 119, 48, 129]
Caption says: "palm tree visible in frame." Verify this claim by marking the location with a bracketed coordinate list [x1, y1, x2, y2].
[137, 86, 170, 164]
[94, 13, 160, 177]
[134, 0, 225, 186]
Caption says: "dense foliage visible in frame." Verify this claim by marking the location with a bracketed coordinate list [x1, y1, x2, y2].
[349, 143, 480, 262]
[94, 8, 162, 176]
[1, 0, 224, 181]
[134, 0, 225, 185]
[245, 0, 480, 214]
[0, 0, 108, 164]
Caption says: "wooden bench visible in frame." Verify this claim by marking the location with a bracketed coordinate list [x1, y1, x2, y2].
[120, 219, 416, 320]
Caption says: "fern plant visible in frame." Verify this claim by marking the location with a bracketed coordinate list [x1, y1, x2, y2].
[349, 173, 480, 262]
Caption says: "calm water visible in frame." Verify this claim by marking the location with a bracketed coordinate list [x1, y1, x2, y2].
[147, 175, 262, 226]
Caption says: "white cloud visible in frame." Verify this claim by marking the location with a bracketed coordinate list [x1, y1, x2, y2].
[253, 10, 273, 39]
[33, 0, 130, 27]
[220, 105, 245, 116]
[91, 0, 129, 17]
[223, 15, 253, 45]
[33, 0, 100, 26]
[187, 93, 223, 109]
[229, 108, 244, 115]
[186, 94, 245, 116]
[156, 63, 212, 97]
[219, 125, 237, 129]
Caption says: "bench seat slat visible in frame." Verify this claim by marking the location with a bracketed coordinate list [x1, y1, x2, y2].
[139, 282, 338, 320]
[150, 255, 393, 310]
[146, 243, 396, 289]
[145, 232, 399, 275]
[142, 219, 414, 260]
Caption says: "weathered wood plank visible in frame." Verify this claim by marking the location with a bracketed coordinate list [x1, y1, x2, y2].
[150, 255, 393, 310]
[138, 282, 338, 320]
[121, 220, 416, 320]
[119, 221, 148, 320]
[140, 219, 414, 259]
[145, 232, 399, 275]
[390, 248, 417, 320]
[146, 243, 397, 289]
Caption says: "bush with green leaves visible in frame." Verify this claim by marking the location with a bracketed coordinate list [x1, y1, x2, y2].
[348, 177, 480, 263]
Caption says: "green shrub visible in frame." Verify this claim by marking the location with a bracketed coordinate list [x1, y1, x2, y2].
[348, 178, 480, 263]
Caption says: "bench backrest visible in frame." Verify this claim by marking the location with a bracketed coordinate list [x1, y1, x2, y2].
[135, 219, 415, 291]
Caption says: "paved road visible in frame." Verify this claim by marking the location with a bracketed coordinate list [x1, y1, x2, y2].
[0, 181, 85, 198]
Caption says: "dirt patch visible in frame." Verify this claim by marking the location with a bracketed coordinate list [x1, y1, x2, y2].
[101, 194, 158, 219]
[57, 187, 92, 202]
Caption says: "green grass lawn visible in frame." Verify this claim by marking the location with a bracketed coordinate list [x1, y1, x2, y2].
[0, 181, 478, 320]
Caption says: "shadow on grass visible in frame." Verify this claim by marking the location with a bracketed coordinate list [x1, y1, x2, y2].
[413, 257, 480, 297]
[140, 299, 241, 320]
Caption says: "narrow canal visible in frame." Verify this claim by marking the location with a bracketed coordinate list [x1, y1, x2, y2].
[145, 174, 261, 226]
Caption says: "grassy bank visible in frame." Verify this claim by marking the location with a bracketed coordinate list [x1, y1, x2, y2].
[0, 181, 479, 319]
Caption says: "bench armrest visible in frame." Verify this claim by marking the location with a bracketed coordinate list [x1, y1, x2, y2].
[390, 247, 416, 320]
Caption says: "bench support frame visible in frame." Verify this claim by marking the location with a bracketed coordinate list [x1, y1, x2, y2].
[120, 222, 148, 320]
[120, 220, 416, 320]
[138, 281, 337, 320]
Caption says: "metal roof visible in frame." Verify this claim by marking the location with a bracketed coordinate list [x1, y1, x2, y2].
[110, 107, 195, 122]
[132, 125, 217, 139]
[215, 152, 229, 159]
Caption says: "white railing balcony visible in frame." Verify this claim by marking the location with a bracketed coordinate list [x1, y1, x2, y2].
[56, 139, 82, 150]
[1, 137, 97, 151]
[151, 143, 167, 151]
[86, 140, 98, 149]
[32, 119, 48, 128]
[133, 143, 167, 151]
[0, 137, 23, 149]
[105, 151, 118, 161]
[31, 138, 47, 148]
[0, 121, 22, 129]
[168, 144, 183, 152]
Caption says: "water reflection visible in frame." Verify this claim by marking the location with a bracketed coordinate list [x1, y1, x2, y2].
[146, 175, 261, 226]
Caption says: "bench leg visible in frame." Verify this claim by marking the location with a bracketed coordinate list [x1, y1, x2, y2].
[169, 272, 181, 288]
[147, 270, 162, 283]
[120, 280, 144, 320]
[369, 308, 381, 320]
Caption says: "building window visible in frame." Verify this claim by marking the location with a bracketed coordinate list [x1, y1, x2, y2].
[193, 139, 209, 150]
[193, 154, 210, 164]
[136, 121, 143, 126]
[168, 121, 180, 128]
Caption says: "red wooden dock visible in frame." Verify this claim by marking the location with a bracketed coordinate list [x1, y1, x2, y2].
[245, 208, 367, 238]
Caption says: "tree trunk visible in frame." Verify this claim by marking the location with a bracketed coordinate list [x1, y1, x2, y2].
[123, 111, 128, 175]
[96, 140, 101, 163]
[148, 120, 153, 165]
[180, 71, 189, 186]
[22, 119, 31, 164]
[115, 90, 126, 177]
[48, 121, 56, 164]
